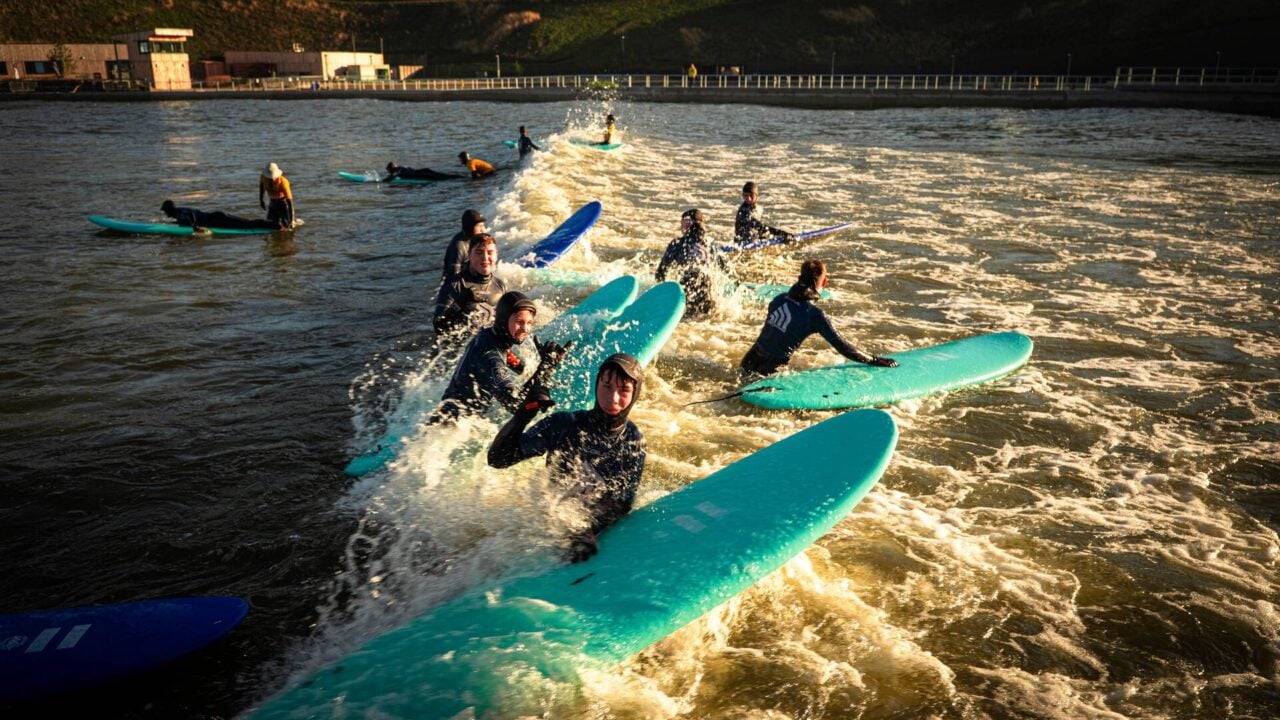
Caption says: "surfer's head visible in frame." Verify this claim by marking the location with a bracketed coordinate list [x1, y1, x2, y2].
[458, 151, 470, 164]
[742, 181, 758, 204]
[494, 291, 537, 343]
[160, 200, 176, 216]
[467, 233, 497, 276]
[461, 209, 486, 235]
[386, 162, 398, 173]
[595, 353, 643, 427]
[681, 208, 704, 235]
[799, 258, 828, 291]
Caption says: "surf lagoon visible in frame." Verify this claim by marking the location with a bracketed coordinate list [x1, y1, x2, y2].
[1, 98, 1278, 718]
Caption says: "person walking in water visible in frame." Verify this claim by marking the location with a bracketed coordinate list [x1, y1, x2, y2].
[458, 151, 496, 178]
[734, 181, 792, 246]
[488, 353, 646, 563]
[441, 209, 487, 281]
[258, 162, 295, 229]
[739, 259, 898, 378]
[516, 126, 541, 158]
[656, 208, 730, 317]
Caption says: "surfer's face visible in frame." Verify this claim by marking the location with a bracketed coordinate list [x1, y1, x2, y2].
[507, 309, 534, 342]
[743, 191, 756, 205]
[469, 241, 496, 275]
[596, 371, 636, 416]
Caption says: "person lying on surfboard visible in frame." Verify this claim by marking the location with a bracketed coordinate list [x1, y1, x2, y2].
[594, 114, 617, 146]
[441, 209, 487, 281]
[160, 200, 283, 232]
[488, 353, 646, 563]
[433, 233, 507, 341]
[383, 162, 463, 182]
[656, 208, 731, 317]
[428, 291, 569, 424]
[734, 181, 794, 246]
[739, 259, 898, 378]
[458, 151, 497, 178]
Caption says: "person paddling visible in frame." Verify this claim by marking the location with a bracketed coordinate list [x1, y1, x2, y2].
[384, 162, 462, 182]
[258, 162, 295, 230]
[739, 259, 898, 378]
[488, 353, 645, 563]
[458, 151, 497, 179]
[433, 233, 507, 341]
[160, 200, 280, 232]
[734, 181, 792, 246]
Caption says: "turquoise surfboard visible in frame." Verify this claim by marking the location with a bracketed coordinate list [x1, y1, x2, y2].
[249, 408, 897, 720]
[570, 138, 622, 150]
[1, 596, 248, 701]
[733, 282, 832, 302]
[741, 331, 1034, 411]
[550, 281, 685, 411]
[343, 276, 640, 477]
[87, 215, 283, 236]
[720, 222, 854, 253]
[337, 171, 445, 185]
[512, 201, 602, 269]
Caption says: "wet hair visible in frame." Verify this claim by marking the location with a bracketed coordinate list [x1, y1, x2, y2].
[386, 162, 398, 172]
[160, 200, 176, 213]
[467, 233, 496, 253]
[681, 208, 704, 224]
[606, 114, 616, 123]
[799, 259, 827, 286]
[742, 181, 757, 194]
[519, 125, 527, 134]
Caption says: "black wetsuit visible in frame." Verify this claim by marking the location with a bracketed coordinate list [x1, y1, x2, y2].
[655, 226, 729, 316]
[431, 327, 538, 422]
[432, 266, 507, 339]
[441, 231, 475, 281]
[489, 408, 646, 538]
[387, 166, 461, 181]
[740, 283, 874, 376]
[171, 207, 278, 230]
[734, 201, 788, 245]
[517, 136, 540, 158]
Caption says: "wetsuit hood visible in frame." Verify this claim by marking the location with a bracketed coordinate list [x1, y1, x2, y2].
[593, 353, 644, 431]
[787, 281, 822, 302]
[493, 291, 536, 343]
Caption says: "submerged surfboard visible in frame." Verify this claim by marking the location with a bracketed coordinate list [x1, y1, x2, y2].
[343, 276, 640, 477]
[720, 222, 854, 253]
[569, 138, 623, 151]
[249, 408, 897, 719]
[741, 331, 1034, 410]
[0, 596, 248, 701]
[512, 201, 602, 269]
[87, 215, 287, 236]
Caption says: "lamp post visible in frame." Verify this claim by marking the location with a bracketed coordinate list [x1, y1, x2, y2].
[1214, 50, 1221, 80]
[495, 53, 501, 78]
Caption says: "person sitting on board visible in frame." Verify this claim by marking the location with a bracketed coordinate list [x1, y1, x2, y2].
[441, 209, 487, 282]
[160, 200, 281, 232]
[594, 114, 617, 146]
[734, 181, 793, 246]
[258, 162, 296, 229]
[656, 208, 730, 317]
[383, 162, 463, 182]
[488, 352, 646, 563]
[739, 259, 899, 378]
[458, 151, 497, 179]
[429, 291, 570, 424]
[433, 233, 507, 341]
[516, 126, 541, 158]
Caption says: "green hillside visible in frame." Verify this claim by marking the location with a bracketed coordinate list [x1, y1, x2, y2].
[2, 0, 1275, 76]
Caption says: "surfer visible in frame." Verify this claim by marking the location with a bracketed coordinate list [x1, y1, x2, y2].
[258, 162, 296, 229]
[429, 291, 570, 423]
[594, 114, 617, 146]
[734, 181, 793, 246]
[458, 151, 497, 179]
[656, 208, 730, 317]
[441, 209, 487, 281]
[160, 200, 281, 231]
[383, 162, 463, 182]
[739, 259, 899, 377]
[516, 126, 541, 158]
[488, 353, 646, 563]
[433, 233, 507, 340]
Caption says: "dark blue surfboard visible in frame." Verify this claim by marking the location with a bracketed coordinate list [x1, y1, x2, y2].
[720, 222, 854, 253]
[512, 201, 602, 269]
[0, 596, 249, 701]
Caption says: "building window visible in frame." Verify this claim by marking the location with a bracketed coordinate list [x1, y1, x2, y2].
[0, 61, 7, 76]
[106, 60, 130, 80]
[24, 60, 56, 74]
[137, 41, 150, 54]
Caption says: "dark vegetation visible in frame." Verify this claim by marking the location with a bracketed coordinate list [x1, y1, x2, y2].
[2, 0, 1276, 76]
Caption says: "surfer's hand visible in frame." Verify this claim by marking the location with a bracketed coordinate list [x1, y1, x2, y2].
[870, 356, 899, 368]
[565, 531, 598, 563]
[519, 384, 555, 415]
[534, 336, 571, 370]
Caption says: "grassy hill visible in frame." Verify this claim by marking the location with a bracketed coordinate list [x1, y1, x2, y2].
[2, 0, 1276, 76]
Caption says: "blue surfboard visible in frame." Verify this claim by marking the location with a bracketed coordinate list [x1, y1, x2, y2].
[87, 215, 286, 237]
[720, 222, 854, 253]
[249, 409, 897, 719]
[343, 276, 640, 477]
[511, 201, 602, 269]
[0, 596, 248, 701]
[741, 331, 1034, 410]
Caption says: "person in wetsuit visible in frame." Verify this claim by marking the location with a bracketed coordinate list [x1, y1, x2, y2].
[430, 291, 569, 424]
[489, 353, 646, 563]
[441, 209, 487, 281]
[433, 233, 507, 341]
[655, 208, 730, 317]
[734, 180, 792, 246]
[458, 152, 497, 178]
[258, 162, 296, 229]
[739, 259, 899, 377]
[160, 200, 280, 231]
[595, 114, 617, 146]
[384, 162, 462, 182]
[516, 126, 541, 158]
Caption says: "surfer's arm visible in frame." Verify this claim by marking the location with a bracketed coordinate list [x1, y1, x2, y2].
[813, 314, 874, 364]
[483, 348, 526, 413]
[432, 281, 461, 334]
[488, 410, 562, 469]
